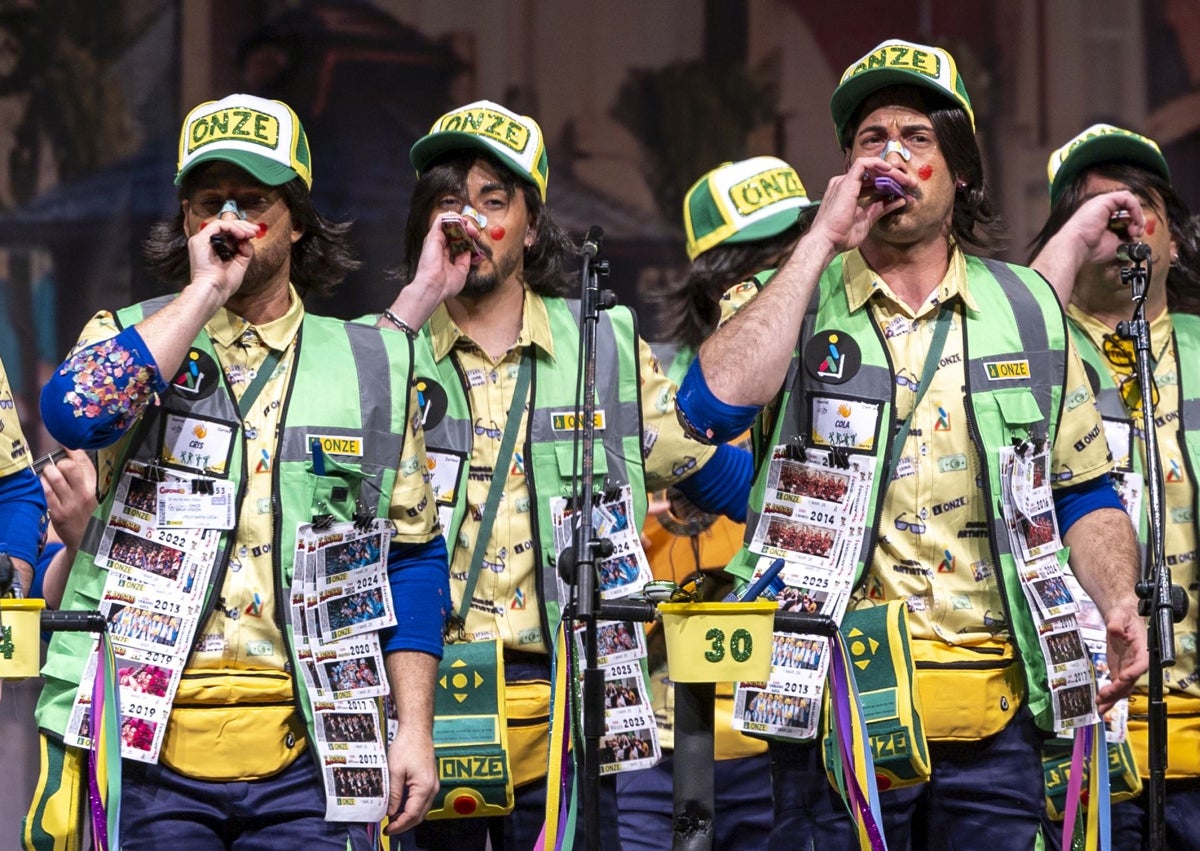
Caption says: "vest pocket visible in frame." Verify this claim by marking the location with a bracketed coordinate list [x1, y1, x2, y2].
[552, 440, 610, 481]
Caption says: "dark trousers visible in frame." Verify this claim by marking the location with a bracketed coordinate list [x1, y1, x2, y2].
[768, 707, 1047, 851]
[1108, 778, 1200, 851]
[121, 750, 372, 849]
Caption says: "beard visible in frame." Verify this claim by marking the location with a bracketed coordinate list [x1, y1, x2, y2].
[236, 233, 293, 297]
[459, 240, 523, 299]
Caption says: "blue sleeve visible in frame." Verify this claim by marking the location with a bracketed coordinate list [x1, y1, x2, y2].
[1053, 472, 1125, 537]
[673, 443, 753, 523]
[380, 534, 450, 658]
[30, 541, 64, 602]
[40, 325, 169, 450]
[0, 466, 48, 567]
[675, 357, 761, 446]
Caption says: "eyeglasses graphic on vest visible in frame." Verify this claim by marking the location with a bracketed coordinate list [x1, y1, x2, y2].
[893, 512, 927, 534]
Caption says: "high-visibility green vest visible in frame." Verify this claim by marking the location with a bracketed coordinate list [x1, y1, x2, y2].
[728, 253, 1072, 729]
[36, 297, 416, 741]
[413, 297, 647, 640]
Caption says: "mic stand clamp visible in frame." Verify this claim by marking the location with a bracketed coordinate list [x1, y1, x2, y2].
[1118, 250, 1186, 851]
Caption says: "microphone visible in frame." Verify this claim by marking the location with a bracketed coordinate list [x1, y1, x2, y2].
[1116, 242, 1151, 263]
[582, 226, 604, 259]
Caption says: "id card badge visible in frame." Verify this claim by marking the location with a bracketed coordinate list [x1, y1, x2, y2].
[156, 480, 236, 529]
[426, 449, 465, 507]
[1102, 418, 1135, 472]
[160, 412, 236, 476]
[809, 396, 882, 452]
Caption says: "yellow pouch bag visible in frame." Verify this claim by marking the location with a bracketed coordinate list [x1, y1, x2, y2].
[505, 677, 552, 787]
[914, 639, 1023, 741]
[1127, 691, 1200, 778]
[161, 669, 306, 780]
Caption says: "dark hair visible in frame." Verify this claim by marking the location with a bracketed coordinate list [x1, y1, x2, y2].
[401, 149, 578, 297]
[143, 168, 360, 298]
[842, 87, 1004, 254]
[655, 214, 812, 349]
[1027, 162, 1200, 315]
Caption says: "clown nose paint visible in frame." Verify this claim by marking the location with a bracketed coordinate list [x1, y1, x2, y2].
[917, 165, 933, 180]
[489, 226, 506, 241]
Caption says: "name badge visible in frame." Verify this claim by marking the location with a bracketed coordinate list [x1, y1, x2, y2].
[810, 397, 881, 452]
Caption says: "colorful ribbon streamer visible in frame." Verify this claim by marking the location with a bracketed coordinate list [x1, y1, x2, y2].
[87, 634, 122, 851]
[826, 630, 888, 850]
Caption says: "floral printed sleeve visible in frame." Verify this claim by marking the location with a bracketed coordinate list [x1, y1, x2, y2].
[40, 312, 169, 450]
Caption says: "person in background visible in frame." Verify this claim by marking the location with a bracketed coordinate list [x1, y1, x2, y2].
[1029, 122, 1200, 850]
[0, 356, 47, 595]
[619, 155, 817, 850]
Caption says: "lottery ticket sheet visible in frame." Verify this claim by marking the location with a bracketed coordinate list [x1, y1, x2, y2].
[999, 447, 1099, 732]
[65, 461, 220, 762]
[732, 617, 829, 741]
[572, 625, 659, 774]
[734, 447, 876, 739]
[289, 519, 395, 822]
[595, 659, 660, 775]
[551, 486, 652, 601]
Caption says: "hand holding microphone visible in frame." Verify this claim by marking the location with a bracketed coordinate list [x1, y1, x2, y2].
[209, 199, 265, 262]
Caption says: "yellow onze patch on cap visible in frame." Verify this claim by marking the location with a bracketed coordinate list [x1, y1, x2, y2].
[846, 44, 941, 82]
[437, 107, 531, 155]
[187, 107, 281, 154]
[728, 167, 808, 217]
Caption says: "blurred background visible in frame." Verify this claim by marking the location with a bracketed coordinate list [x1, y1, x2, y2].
[1, 0, 1198, 838]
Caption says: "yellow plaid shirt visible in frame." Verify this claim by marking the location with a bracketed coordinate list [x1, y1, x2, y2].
[428, 288, 715, 654]
[1068, 305, 1200, 698]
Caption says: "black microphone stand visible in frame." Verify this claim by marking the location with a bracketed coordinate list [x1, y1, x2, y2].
[558, 226, 616, 850]
[1118, 245, 1185, 851]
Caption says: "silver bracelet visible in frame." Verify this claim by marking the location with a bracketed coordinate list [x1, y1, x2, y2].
[381, 308, 419, 339]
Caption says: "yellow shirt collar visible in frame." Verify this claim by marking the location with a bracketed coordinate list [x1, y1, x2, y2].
[427, 286, 557, 362]
[1066, 302, 1173, 362]
[204, 284, 305, 350]
[843, 244, 978, 315]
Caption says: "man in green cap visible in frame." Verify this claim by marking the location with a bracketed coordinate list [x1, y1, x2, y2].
[27, 93, 448, 849]
[376, 99, 754, 850]
[1030, 122, 1200, 849]
[675, 39, 1148, 848]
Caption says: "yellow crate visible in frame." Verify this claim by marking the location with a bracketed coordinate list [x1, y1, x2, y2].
[660, 601, 775, 683]
[0, 598, 45, 679]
